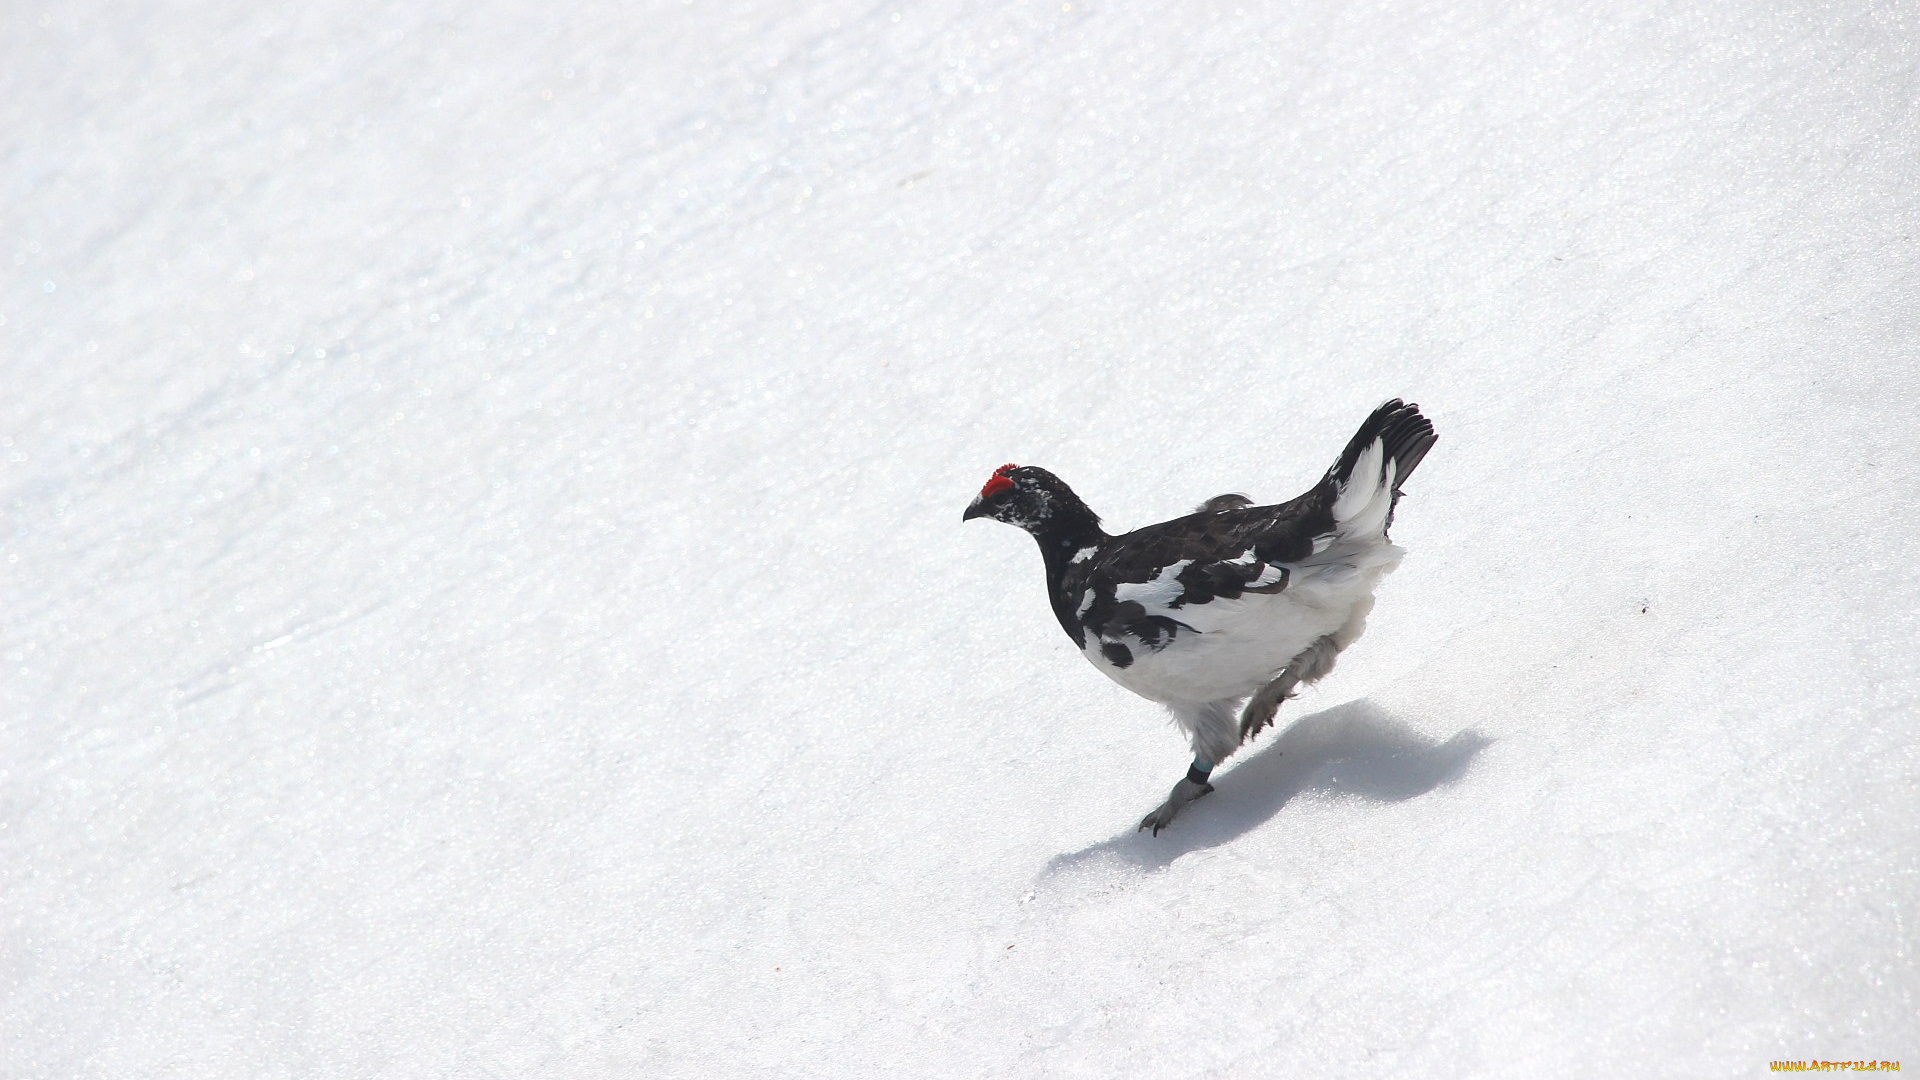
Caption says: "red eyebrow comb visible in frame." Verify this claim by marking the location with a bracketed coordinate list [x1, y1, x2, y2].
[980, 463, 1019, 498]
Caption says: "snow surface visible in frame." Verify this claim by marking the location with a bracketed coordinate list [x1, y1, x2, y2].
[5, 0, 1918, 1075]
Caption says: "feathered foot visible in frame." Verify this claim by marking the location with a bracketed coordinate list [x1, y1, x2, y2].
[1138, 775, 1214, 835]
[1238, 672, 1299, 743]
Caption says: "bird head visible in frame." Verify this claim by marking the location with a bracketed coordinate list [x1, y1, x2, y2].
[963, 463, 1062, 532]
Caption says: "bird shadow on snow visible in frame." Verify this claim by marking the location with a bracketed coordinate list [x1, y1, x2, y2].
[1041, 700, 1492, 879]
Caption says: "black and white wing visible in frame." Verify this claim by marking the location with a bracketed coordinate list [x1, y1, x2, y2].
[1062, 400, 1436, 668]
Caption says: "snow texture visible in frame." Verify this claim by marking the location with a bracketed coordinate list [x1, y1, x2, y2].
[4, 0, 1918, 1075]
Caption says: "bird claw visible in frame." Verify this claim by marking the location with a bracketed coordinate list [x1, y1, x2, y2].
[1138, 804, 1177, 835]
[1237, 675, 1298, 743]
[1138, 778, 1213, 835]
[1238, 711, 1273, 742]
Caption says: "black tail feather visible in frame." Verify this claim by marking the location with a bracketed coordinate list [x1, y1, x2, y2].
[1329, 399, 1437, 497]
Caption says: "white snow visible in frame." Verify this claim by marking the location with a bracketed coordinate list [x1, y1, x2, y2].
[5, 0, 1918, 1075]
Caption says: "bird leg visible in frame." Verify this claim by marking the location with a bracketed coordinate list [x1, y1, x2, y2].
[1238, 671, 1299, 743]
[1239, 633, 1348, 744]
[1139, 760, 1214, 835]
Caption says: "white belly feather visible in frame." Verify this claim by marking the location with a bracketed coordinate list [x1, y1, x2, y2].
[1081, 542, 1404, 704]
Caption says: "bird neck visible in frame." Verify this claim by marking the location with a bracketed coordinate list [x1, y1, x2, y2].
[1029, 495, 1106, 579]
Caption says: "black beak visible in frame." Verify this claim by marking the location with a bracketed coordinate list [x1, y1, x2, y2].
[962, 498, 989, 522]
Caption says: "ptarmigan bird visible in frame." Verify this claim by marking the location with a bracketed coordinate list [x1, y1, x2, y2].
[963, 399, 1437, 834]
